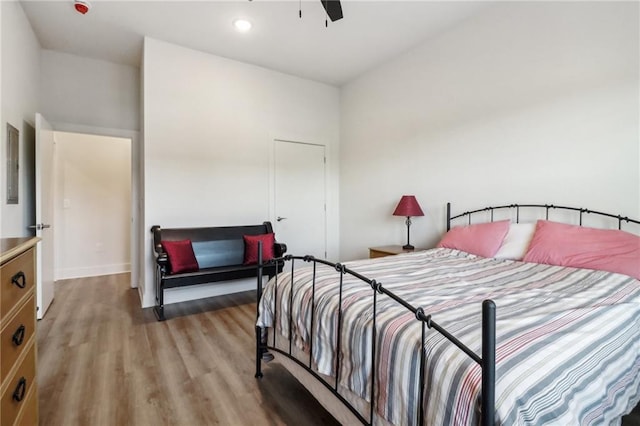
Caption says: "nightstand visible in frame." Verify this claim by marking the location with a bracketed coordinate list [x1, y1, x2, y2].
[369, 245, 425, 259]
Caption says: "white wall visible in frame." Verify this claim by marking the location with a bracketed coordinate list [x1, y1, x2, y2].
[340, 2, 640, 260]
[40, 49, 142, 289]
[1, 1, 41, 237]
[40, 50, 140, 131]
[142, 37, 340, 307]
[53, 131, 131, 280]
[0, 4, 3, 196]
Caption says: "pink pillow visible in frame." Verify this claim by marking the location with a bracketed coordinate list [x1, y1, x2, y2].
[437, 220, 510, 258]
[243, 233, 275, 265]
[523, 220, 640, 280]
[161, 240, 199, 274]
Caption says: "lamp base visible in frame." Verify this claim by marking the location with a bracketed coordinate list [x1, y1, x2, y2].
[402, 244, 415, 251]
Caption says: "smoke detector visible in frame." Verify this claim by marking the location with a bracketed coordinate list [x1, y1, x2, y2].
[74, 0, 91, 15]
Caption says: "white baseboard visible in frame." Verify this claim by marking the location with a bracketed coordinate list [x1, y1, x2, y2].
[55, 263, 131, 280]
[164, 278, 255, 305]
[139, 277, 259, 308]
[142, 285, 155, 308]
[138, 286, 148, 308]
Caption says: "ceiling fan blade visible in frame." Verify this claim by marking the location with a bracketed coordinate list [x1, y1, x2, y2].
[321, 0, 343, 22]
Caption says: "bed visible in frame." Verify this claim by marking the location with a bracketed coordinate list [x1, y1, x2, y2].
[254, 203, 640, 425]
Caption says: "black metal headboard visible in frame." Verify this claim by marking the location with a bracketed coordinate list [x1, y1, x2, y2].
[446, 202, 640, 231]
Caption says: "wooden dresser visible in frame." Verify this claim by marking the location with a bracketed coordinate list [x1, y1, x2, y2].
[1, 237, 39, 426]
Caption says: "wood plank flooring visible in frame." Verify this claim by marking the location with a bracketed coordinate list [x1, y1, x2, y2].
[38, 274, 640, 426]
[37, 274, 339, 426]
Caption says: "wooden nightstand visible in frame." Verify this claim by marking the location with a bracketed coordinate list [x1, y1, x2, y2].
[369, 245, 425, 259]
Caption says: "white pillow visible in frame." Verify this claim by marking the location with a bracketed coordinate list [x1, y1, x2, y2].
[494, 223, 536, 260]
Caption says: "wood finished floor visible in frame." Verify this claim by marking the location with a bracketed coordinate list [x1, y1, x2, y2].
[37, 273, 339, 426]
[38, 274, 640, 426]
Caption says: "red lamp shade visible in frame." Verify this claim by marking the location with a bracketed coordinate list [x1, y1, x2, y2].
[393, 195, 424, 217]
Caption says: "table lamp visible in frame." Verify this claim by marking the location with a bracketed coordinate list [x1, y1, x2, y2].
[393, 195, 424, 250]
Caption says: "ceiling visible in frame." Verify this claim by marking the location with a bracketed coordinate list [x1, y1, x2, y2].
[20, 1, 488, 86]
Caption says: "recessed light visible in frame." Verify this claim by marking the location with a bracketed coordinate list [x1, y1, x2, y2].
[233, 19, 252, 33]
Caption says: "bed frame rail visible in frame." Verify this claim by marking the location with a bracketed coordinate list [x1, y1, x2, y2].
[446, 202, 640, 231]
[255, 243, 496, 425]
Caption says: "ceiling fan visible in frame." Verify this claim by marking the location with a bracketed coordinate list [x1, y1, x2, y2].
[320, 0, 343, 22]
[251, 0, 343, 25]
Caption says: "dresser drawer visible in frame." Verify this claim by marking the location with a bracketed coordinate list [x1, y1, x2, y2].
[1, 344, 36, 426]
[1, 295, 36, 383]
[13, 383, 37, 426]
[0, 249, 35, 322]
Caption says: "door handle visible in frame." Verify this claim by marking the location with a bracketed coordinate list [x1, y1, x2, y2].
[12, 377, 26, 402]
[28, 223, 51, 230]
[11, 271, 26, 289]
[12, 325, 26, 346]
[276, 217, 287, 222]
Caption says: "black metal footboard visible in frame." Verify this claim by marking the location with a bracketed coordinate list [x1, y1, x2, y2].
[254, 244, 496, 426]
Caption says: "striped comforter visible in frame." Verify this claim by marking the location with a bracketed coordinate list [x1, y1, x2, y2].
[257, 248, 640, 425]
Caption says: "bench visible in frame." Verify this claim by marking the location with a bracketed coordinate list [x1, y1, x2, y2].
[151, 222, 286, 321]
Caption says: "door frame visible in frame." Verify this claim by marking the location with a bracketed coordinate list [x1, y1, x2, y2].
[269, 137, 328, 259]
[48, 122, 142, 293]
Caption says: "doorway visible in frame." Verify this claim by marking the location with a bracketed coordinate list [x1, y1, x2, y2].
[273, 139, 327, 258]
[52, 132, 132, 280]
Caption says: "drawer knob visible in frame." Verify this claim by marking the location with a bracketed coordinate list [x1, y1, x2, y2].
[12, 377, 27, 402]
[11, 271, 26, 289]
[12, 324, 26, 346]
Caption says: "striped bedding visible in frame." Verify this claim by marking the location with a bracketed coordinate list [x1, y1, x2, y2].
[257, 248, 640, 425]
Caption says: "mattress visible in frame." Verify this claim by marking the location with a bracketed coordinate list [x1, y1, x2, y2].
[257, 248, 640, 425]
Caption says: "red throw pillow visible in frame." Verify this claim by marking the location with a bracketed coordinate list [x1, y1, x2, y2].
[161, 240, 199, 274]
[243, 233, 275, 265]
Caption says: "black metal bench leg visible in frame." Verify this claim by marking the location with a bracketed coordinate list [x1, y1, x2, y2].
[255, 325, 263, 378]
[154, 277, 166, 321]
[154, 305, 165, 321]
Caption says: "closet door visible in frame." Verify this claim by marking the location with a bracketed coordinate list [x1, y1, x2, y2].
[274, 140, 327, 259]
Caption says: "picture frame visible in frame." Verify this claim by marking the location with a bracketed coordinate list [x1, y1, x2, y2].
[6, 123, 19, 204]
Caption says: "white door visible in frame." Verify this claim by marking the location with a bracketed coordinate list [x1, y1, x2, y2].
[35, 113, 55, 319]
[274, 140, 326, 258]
